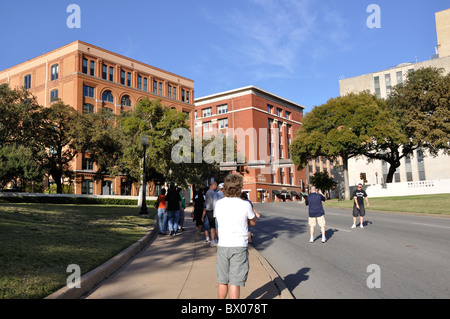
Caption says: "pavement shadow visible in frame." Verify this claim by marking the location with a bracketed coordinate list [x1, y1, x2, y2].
[282, 267, 311, 293]
[245, 280, 280, 299]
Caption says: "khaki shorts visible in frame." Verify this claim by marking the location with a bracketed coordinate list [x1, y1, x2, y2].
[216, 247, 249, 287]
[309, 216, 326, 227]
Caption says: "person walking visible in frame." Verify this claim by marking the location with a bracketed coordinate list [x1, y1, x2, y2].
[203, 181, 218, 246]
[193, 189, 205, 235]
[352, 183, 369, 229]
[156, 188, 167, 235]
[214, 174, 257, 299]
[305, 186, 327, 243]
[165, 185, 181, 237]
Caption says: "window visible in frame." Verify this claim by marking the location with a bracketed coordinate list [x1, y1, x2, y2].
[154, 80, 163, 95]
[24, 74, 31, 90]
[285, 111, 291, 120]
[374, 76, 381, 98]
[159, 82, 163, 96]
[82, 58, 88, 74]
[217, 104, 228, 115]
[396, 71, 403, 85]
[102, 65, 108, 80]
[168, 85, 177, 100]
[50, 89, 58, 102]
[153, 80, 158, 94]
[186, 91, 190, 103]
[102, 90, 114, 103]
[182, 89, 185, 102]
[121, 71, 125, 85]
[277, 108, 282, 117]
[83, 156, 94, 170]
[202, 107, 212, 118]
[83, 85, 94, 98]
[143, 78, 148, 92]
[90, 61, 95, 76]
[203, 121, 213, 132]
[219, 118, 228, 129]
[385, 74, 392, 96]
[417, 148, 426, 181]
[127, 72, 131, 87]
[138, 76, 142, 90]
[82, 180, 94, 195]
[51, 64, 59, 81]
[121, 95, 132, 107]
[83, 103, 94, 114]
[267, 104, 273, 114]
[109, 67, 114, 82]
[194, 111, 197, 120]
[405, 155, 413, 182]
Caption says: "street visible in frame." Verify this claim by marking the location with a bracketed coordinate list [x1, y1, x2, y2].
[251, 202, 450, 299]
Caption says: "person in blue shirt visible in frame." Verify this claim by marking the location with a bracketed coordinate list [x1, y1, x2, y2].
[305, 186, 326, 243]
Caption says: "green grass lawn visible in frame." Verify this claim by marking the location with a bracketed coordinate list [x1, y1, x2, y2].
[324, 193, 450, 215]
[0, 203, 156, 299]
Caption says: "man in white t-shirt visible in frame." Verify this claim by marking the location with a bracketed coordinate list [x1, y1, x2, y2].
[214, 174, 256, 299]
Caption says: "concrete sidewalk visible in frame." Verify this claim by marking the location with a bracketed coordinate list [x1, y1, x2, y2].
[80, 207, 293, 299]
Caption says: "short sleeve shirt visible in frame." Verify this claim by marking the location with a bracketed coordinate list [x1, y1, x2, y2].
[353, 189, 368, 206]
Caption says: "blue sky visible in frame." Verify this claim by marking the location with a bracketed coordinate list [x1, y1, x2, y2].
[0, 0, 448, 113]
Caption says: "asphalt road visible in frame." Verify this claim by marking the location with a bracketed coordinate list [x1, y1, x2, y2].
[251, 201, 450, 299]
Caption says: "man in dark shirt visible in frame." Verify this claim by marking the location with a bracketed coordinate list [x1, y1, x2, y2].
[165, 185, 182, 236]
[305, 186, 326, 243]
[352, 184, 369, 229]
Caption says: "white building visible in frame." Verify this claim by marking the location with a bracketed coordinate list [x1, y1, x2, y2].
[339, 9, 450, 197]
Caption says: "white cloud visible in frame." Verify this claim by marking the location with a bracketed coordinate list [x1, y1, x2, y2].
[201, 0, 351, 80]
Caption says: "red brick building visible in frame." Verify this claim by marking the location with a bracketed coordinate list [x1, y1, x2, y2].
[0, 40, 195, 196]
[195, 86, 307, 203]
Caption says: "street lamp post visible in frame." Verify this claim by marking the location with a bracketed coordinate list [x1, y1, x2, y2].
[139, 133, 149, 215]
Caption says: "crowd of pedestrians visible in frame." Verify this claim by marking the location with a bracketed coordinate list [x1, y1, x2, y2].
[155, 174, 369, 299]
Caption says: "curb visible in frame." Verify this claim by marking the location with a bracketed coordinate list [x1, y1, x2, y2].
[45, 225, 159, 299]
[248, 245, 294, 299]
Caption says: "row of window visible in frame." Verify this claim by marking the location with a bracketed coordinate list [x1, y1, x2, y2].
[196, 104, 292, 121]
[81, 57, 191, 103]
[22, 64, 59, 90]
[374, 68, 414, 98]
[83, 84, 132, 107]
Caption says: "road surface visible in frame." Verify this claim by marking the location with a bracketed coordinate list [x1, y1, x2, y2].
[251, 201, 450, 299]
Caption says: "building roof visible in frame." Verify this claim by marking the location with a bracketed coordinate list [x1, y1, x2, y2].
[195, 85, 305, 110]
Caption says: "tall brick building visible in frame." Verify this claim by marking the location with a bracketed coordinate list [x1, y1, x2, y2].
[195, 86, 307, 203]
[0, 40, 195, 195]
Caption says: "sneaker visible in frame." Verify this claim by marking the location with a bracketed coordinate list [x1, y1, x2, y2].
[169, 230, 174, 236]
[310, 237, 314, 243]
[360, 224, 364, 229]
[203, 238, 210, 244]
[351, 224, 356, 229]
[210, 241, 218, 247]
[322, 237, 326, 243]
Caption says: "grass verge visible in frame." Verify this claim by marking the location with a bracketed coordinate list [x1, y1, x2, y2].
[0, 203, 155, 299]
[323, 193, 450, 215]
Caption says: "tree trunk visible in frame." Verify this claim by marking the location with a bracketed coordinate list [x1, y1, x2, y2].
[385, 163, 400, 184]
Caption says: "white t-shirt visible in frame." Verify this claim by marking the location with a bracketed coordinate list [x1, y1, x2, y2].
[214, 197, 255, 247]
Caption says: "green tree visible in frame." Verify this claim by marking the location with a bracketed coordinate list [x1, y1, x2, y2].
[309, 171, 337, 198]
[365, 67, 450, 183]
[40, 101, 90, 194]
[119, 98, 191, 187]
[0, 84, 45, 189]
[290, 91, 385, 200]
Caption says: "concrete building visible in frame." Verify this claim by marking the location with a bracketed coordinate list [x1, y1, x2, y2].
[195, 86, 307, 203]
[0, 40, 195, 196]
[338, 9, 450, 195]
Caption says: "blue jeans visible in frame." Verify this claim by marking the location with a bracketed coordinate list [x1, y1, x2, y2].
[157, 209, 168, 234]
[167, 210, 180, 234]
